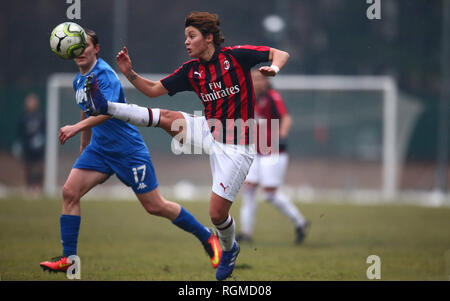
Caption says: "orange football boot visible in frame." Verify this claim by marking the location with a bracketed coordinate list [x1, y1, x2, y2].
[40, 256, 73, 273]
[202, 228, 222, 269]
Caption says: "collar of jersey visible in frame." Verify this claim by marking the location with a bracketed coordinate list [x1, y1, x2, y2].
[199, 48, 221, 65]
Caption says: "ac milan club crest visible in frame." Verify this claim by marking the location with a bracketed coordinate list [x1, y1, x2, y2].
[223, 59, 230, 70]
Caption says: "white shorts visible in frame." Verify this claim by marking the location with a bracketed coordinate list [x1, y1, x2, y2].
[179, 113, 255, 202]
[245, 153, 289, 188]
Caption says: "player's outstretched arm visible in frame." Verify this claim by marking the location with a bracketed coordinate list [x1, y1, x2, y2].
[259, 48, 290, 77]
[116, 47, 168, 98]
[59, 114, 110, 145]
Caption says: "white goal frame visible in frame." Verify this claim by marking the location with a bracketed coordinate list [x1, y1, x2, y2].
[44, 73, 398, 200]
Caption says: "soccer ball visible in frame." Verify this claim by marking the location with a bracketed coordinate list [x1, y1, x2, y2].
[50, 22, 87, 59]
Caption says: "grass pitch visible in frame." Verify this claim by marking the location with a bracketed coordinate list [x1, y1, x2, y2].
[1, 197, 450, 281]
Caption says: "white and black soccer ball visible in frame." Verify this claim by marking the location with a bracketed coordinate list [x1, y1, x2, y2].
[50, 22, 87, 60]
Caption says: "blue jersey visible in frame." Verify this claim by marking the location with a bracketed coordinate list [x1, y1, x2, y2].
[73, 58, 147, 155]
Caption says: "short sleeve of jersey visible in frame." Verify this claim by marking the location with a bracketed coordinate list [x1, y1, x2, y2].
[269, 89, 288, 116]
[229, 45, 270, 70]
[160, 62, 194, 96]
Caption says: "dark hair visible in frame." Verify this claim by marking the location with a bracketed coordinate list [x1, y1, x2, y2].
[185, 12, 224, 48]
[84, 28, 99, 47]
[84, 28, 99, 57]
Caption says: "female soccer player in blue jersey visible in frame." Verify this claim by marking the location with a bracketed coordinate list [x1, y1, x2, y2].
[85, 12, 290, 280]
[40, 29, 222, 274]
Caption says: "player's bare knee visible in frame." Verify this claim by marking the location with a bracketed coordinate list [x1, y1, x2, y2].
[157, 110, 177, 132]
[159, 110, 185, 136]
[159, 109, 177, 126]
[209, 208, 227, 225]
[62, 184, 80, 205]
[159, 109, 172, 119]
[144, 202, 165, 216]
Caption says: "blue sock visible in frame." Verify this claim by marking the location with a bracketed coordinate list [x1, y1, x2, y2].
[172, 207, 211, 243]
[60, 215, 81, 257]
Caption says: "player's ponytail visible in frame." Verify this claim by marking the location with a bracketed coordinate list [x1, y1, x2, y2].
[185, 12, 225, 48]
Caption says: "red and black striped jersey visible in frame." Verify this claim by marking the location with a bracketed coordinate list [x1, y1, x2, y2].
[161, 45, 270, 145]
[254, 89, 288, 154]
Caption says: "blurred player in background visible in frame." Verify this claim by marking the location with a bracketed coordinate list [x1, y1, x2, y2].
[84, 12, 290, 280]
[40, 29, 222, 274]
[19, 93, 46, 196]
[236, 70, 309, 245]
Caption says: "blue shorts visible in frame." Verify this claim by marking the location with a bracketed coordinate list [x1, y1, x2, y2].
[73, 145, 158, 194]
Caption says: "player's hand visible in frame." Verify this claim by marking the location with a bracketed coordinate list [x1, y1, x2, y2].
[116, 46, 132, 76]
[259, 66, 277, 77]
[59, 125, 78, 145]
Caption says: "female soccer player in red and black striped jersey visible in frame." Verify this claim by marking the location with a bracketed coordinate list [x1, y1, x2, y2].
[86, 11, 289, 280]
[237, 69, 309, 245]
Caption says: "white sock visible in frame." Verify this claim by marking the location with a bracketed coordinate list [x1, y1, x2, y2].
[107, 102, 160, 127]
[240, 186, 258, 236]
[150, 108, 160, 126]
[265, 191, 306, 228]
[214, 215, 235, 251]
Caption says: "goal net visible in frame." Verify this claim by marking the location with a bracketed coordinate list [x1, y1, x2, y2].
[44, 73, 418, 204]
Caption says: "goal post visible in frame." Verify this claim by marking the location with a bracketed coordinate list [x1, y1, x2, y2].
[271, 75, 398, 200]
[44, 73, 398, 200]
